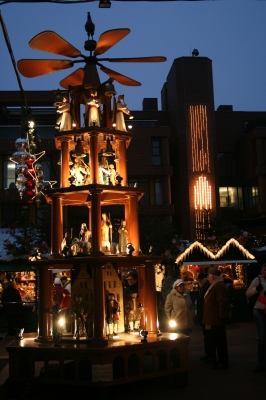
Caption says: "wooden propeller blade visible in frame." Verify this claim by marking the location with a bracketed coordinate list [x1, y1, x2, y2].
[94, 28, 130, 56]
[100, 66, 141, 86]
[17, 59, 74, 78]
[29, 31, 81, 58]
[109, 56, 167, 63]
[60, 68, 85, 89]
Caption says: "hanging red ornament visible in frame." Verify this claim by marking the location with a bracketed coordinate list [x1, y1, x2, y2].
[27, 190, 34, 198]
[25, 180, 34, 190]
[26, 158, 34, 168]
[26, 169, 35, 179]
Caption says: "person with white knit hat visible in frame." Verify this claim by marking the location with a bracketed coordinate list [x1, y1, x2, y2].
[164, 278, 194, 335]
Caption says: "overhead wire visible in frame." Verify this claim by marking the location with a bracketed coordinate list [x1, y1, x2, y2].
[0, 11, 57, 196]
[0, 10, 28, 110]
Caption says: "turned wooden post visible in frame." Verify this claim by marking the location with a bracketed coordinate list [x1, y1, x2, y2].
[60, 138, 70, 188]
[117, 138, 127, 186]
[128, 195, 140, 255]
[89, 132, 99, 184]
[143, 261, 158, 338]
[91, 263, 108, 347]
[90, 189, 103, 255]
[51, 196, 63, 257]
[35, 267, 53, 342]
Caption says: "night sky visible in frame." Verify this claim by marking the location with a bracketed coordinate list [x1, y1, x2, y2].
[0, 1, 265, 111]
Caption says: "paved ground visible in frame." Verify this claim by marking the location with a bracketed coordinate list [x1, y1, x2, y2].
[0, 322, 265, 399]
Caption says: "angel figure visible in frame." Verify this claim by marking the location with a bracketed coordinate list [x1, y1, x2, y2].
[115, 95, 131, 131]
[87, 89, 101, 127]
[56, 96, 72, 131]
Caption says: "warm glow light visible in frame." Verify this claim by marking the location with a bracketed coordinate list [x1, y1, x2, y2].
[176, 241, 216, 264]
[215, 238, 256, 260]
[194, 175, 212, 210]
[169, 333, 178, 340]
[58, 318, 65, 327]
[28, 121, 34, 128]
[169, 319, 177, 328]
[175, 238, 256, 265]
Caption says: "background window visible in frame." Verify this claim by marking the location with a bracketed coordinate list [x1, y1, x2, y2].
[129, 179, 150, 205]
[129, 178, 163, 205]
[3, 158, 15, 189]
[152, 139, 161, 166]
[243, 184, 259, 208]
[219, 187, 243, 210]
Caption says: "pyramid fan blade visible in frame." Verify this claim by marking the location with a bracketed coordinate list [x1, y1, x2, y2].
[60, 68, 85, 89]
[17, 59, 74, 78]
[109, 56, 167, 63]
[94, 28, 130, 56]
[29, 31, 81, 58]
[100, 66, 141, 86]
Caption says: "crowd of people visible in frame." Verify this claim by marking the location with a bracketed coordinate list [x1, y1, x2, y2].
[162, 266, 230, 370]
[2, 258, 260, 374]
[50, 261, 266, 375]
[161, 262, 266, 373]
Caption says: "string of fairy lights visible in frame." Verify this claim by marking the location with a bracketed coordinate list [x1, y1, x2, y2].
[190, 105, 212, 238]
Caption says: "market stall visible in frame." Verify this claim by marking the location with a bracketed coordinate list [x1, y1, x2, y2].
[175, 239, 257, 321]
[0, 262, 37, 333]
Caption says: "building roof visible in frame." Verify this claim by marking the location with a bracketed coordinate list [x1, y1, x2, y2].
[175, 238, 257, 265]
[0, 91, 66, 107]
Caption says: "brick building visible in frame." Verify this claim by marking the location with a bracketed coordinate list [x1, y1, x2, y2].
[161, 56, 266, 239]
[0, 55, 266, 242]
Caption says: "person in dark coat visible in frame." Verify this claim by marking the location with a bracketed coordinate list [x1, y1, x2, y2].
[224, 276, 234, 323]
[2, 281, 22, 336]
[197, 273, 216, 362]
[203, 267, 229, 370]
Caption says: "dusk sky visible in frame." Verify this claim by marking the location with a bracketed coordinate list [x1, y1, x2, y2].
[0, 1, 265, 112]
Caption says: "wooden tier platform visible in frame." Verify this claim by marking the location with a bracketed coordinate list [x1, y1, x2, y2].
[54, 126, 132, 153]
[7, 332, 189, 388]
[44, 183, 144, 207]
